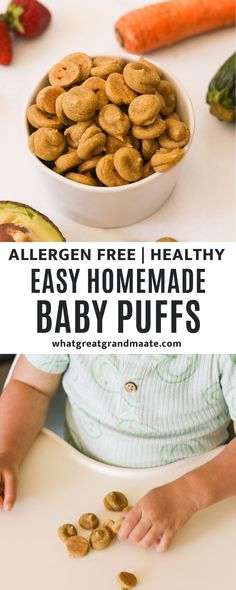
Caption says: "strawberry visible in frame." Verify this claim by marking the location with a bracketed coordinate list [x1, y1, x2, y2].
[4, 0, 51, 38]
[0, 17, 12, 64]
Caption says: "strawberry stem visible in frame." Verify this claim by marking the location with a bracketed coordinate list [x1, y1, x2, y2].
[4, 2, 25, 34]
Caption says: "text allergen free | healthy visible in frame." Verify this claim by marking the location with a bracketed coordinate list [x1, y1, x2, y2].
[8, 247, 225, 262]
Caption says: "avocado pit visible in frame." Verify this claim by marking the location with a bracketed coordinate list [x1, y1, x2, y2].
[0, 223, 32, 242]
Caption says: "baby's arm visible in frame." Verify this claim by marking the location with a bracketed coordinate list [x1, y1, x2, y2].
[0, 355, 61, 511]
[119, 427, 236, 552]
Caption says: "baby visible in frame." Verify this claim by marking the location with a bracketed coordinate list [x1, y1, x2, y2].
[0, 353, 236, 552]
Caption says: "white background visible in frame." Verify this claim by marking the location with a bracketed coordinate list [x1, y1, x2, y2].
[1, 243, 235, 353]
[0, 0, 235, 241]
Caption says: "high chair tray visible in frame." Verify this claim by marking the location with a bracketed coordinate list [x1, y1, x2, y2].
[1, 429, 235, 590]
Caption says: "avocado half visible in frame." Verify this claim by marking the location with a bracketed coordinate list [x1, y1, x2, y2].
[0, 201, 65, 242]
[206, 53, 235, 123]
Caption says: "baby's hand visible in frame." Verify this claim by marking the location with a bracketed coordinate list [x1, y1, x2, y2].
[118, 478, 199, 552]
[0, 453, 18, 511]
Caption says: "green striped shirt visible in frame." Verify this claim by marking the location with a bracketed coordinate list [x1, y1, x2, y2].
[26, 354, 236, 468]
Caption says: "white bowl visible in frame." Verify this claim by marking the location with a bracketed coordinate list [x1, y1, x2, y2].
[26, 54, 195, 228]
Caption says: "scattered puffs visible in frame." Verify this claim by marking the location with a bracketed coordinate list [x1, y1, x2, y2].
[90, 526, 112, 550]
[57, 493, 139, 588]
[117, 571, 138, 589]
[66, 535, 89, 557]
[58, 523, 77, 542]
[104, 491, 128, 512]
[156, 237, 178, 242]
[79, 512, 100, 530]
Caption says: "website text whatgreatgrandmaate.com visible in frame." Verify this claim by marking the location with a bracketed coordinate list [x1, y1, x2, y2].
[51, 339, 182, 350]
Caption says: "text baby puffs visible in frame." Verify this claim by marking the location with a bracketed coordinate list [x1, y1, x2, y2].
[31, 265, 206, 335]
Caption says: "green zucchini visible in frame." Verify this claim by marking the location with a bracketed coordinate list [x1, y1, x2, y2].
[206, 53, 235, 123]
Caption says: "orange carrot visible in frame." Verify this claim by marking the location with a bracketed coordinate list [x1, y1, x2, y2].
[115, 0, 235, 54]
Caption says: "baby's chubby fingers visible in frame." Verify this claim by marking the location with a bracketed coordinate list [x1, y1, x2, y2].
[129, 517, 152, 543]
[140, 527, 161, 549]
[3, 469, 17, 511]
[118, 504, 142, 540]
[156, 530, 174, 553]
[0, 477, 4, 508]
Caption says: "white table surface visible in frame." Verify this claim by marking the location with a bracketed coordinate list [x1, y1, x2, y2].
[0, 0, 235, 241]
[0, 430, 235, 590]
